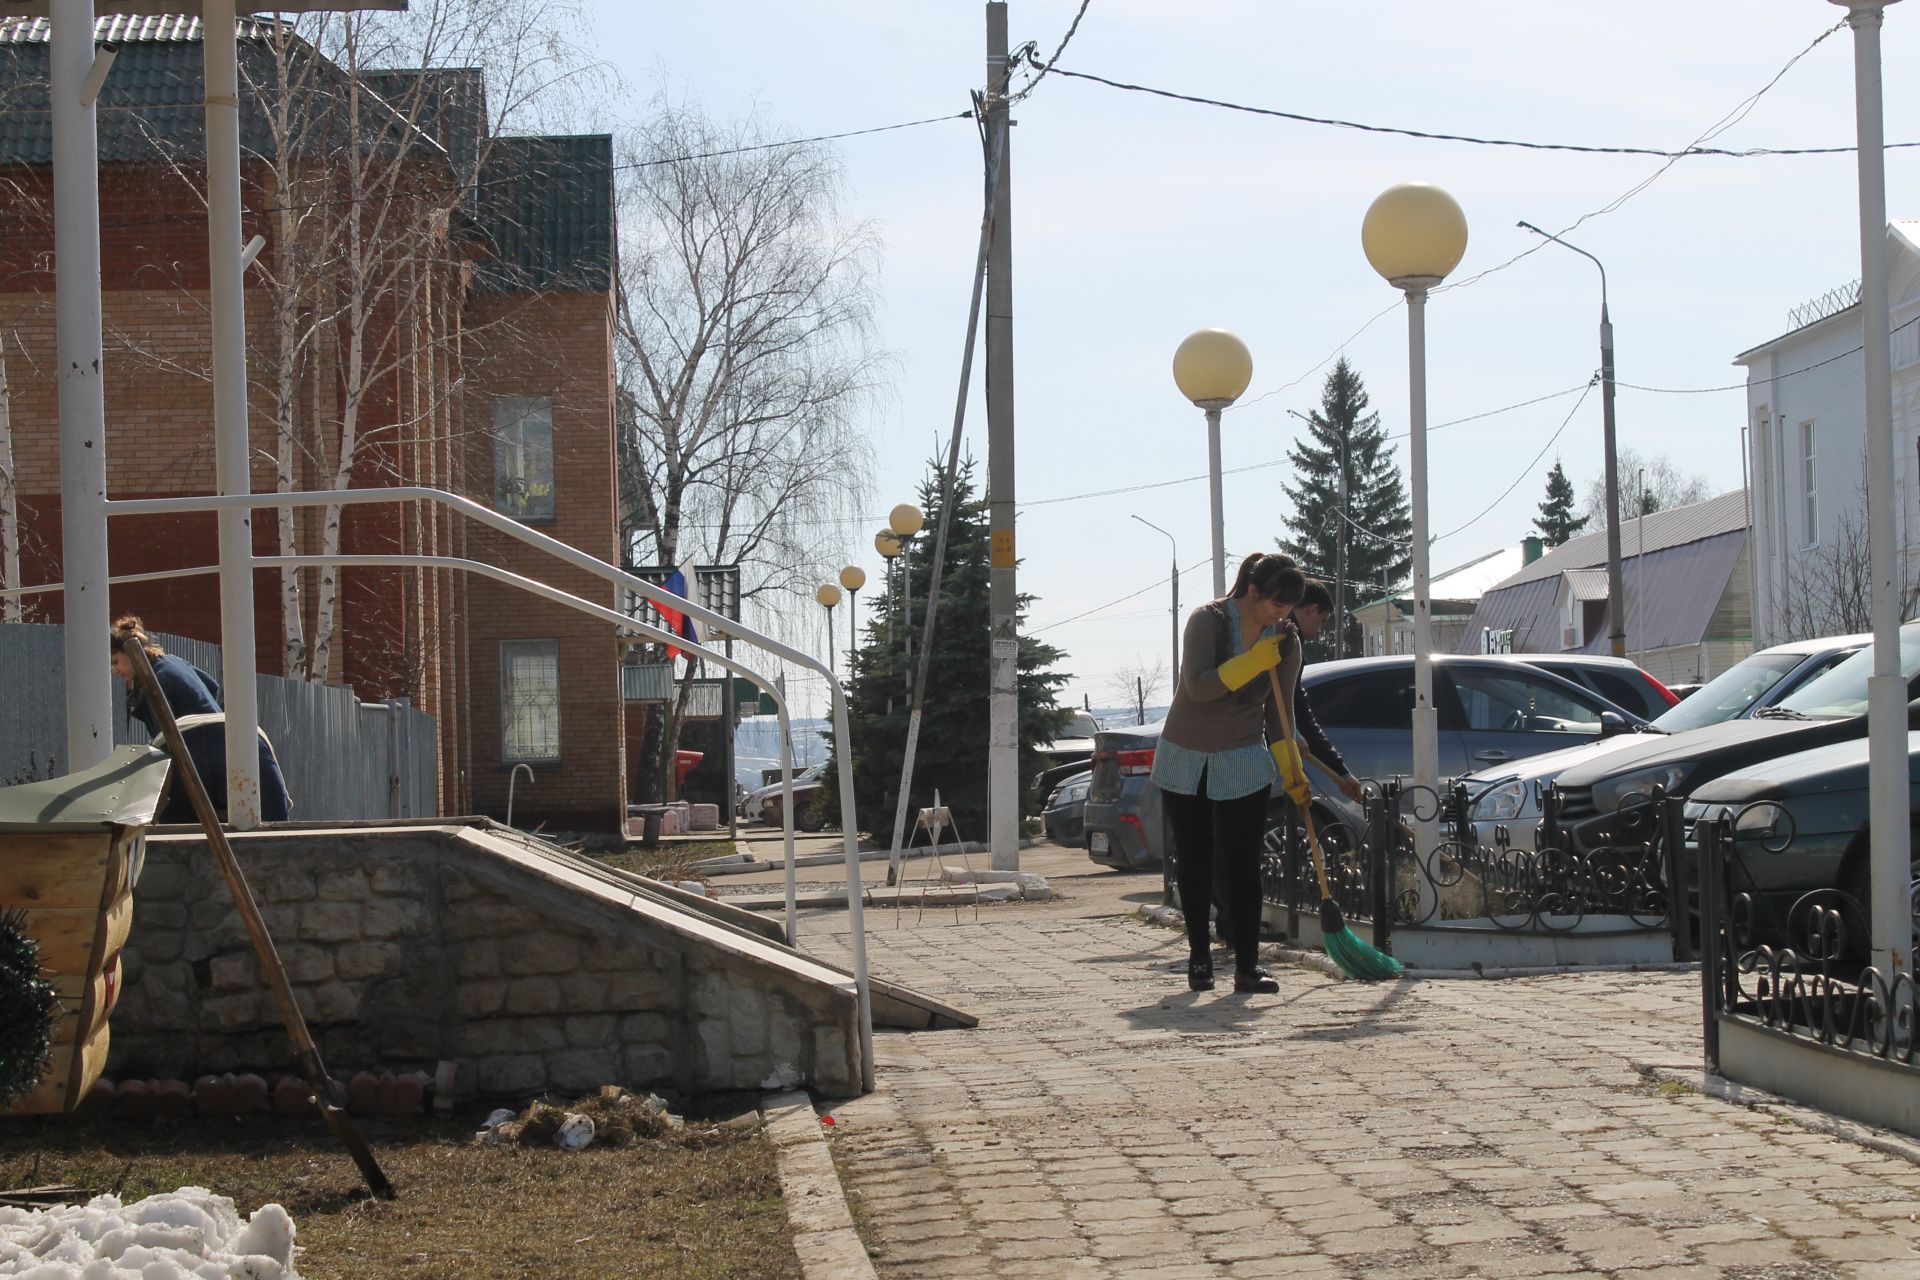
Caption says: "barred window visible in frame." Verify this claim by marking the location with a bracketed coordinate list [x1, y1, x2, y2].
[501, 640, 560, 762]
[494, 395, 555, 522]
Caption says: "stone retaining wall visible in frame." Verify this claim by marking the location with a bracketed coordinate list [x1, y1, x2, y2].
[111, 824, 862, 1097]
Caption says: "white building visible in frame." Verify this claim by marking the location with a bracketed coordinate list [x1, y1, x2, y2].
[1354, 544, 1527, 658]
[1735, 222, 1920, 648]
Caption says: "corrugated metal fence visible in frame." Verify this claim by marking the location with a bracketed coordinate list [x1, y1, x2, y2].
[0, 623, 437, 820]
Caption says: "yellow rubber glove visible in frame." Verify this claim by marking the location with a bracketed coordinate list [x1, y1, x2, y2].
[1271, 739, 1311, 807]
[1217, 634, 1285, 692]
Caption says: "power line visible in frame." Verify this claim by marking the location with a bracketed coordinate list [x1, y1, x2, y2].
[1621, 315, 1920, 394]
[1011, 0, 1092, 103]
[1032, 555, 1211, 634]
[1024, 24, 1876, 159]
[1433, 378, 1598, 545]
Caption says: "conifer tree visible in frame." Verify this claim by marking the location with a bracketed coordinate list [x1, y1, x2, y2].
[1534, 460, 1589, 546]
[819, 459, 1073, 837]
[1278, 359, 1411, 662]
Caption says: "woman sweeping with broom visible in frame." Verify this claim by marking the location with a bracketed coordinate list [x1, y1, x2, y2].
[1152, 552, 1306, 994]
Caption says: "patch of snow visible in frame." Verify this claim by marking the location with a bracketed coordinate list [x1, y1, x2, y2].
[0, 1188, 299, 1279]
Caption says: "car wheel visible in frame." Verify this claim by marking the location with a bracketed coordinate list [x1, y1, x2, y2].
[1837, 835, 1920, 968]
[795, 802, 827, 833]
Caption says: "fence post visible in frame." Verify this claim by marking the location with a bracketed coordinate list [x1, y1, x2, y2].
[1371, 782, 1396, 952]
[1659, 790, 1691, 963]
[1698, 815, 1723, 1074]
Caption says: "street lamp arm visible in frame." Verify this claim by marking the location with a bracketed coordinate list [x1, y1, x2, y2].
[1130, 513, 1176, 552]
[1517, 220, 1608, 316]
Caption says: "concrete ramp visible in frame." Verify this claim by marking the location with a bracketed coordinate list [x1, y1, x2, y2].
[115, 823, 868, 1097]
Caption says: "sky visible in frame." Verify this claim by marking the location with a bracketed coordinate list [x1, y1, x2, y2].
[590, 1, 1920, 717]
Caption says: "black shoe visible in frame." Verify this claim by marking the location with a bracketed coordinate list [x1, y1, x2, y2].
[1187, 958, 1215, 991]
[1234, 966, 1280, 994]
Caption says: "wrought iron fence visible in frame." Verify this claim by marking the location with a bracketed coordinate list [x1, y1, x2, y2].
[1259, 778, 1685, 957]
[1695, 804, 1919, 1071]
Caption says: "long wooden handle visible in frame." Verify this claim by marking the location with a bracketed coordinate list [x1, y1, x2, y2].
[124, 641, 394, 1199]
[1267, 667, 1335, 902]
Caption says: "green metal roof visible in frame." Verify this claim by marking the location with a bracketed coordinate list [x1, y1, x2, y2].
[474, 133, 614, 293]
[0, 744, 170, 833]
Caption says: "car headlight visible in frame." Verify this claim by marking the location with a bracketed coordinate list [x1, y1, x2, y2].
[1591, 763, 1693, 813]
[1471, 780, 1528, 823]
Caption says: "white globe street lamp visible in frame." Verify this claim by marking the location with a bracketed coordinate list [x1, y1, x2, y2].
[1363, 181, 1468, 867]
[1172, 328, 1254, 597]
[839, 565, 866, 662]
[816, 582, 842, 675]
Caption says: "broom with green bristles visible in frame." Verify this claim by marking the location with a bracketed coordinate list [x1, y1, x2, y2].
[1268, 668, 1404, 981]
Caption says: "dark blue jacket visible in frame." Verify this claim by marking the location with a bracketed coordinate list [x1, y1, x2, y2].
[1294, 682, 1349, 778]
[127, 653, 292, 822]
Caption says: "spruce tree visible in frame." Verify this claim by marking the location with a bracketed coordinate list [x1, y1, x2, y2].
[1533, 460, 1589, 546]
[819, 459, 1073, 838]
[1278, 359, 1412, 662]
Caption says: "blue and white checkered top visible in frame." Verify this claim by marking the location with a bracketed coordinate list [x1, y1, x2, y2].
[1150, 598, 1278, 802]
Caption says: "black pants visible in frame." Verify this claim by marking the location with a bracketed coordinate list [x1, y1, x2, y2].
[1163, 769, 1270, 972]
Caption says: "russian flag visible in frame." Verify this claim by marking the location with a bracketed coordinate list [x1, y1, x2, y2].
[655, 566, 700, 661]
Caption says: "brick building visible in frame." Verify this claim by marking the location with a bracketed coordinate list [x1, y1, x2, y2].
[0, 15, 625, 828]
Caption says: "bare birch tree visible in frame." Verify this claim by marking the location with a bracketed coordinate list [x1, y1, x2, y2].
[615, 102, 882, 797]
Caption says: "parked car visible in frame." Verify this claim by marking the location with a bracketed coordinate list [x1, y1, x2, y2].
[1547, 623, 1920, 857]
[1684, 731, 1920, 960]
[1515, 653, 1679, 722]
[1298, 654, 1649, 781]
[743, 762, 827, 830]
[1076, 652, 1637, 871]
[1462, 634, 1871, 849]
[1042, 769, 1091, 845]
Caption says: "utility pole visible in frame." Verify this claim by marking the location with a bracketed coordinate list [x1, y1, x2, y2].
[985, 1, 1020, 871]
[1519, 221, 1624, 657]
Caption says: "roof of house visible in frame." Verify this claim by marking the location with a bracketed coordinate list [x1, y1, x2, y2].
[1354, 544, 1526, 616]
[1490, 490, 1748, 589]
[0, 16, 613, 295]
[0, 16, 436, 165]
[1458, 491, 1750, 656]
[474, 133, 615, 293]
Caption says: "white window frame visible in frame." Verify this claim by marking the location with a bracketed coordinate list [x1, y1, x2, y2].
[500, 639, 561, 763]
[1801, 419, 1818, 548]
[494, 394, 556, 523]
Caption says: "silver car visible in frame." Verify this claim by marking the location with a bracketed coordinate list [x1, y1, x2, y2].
[1462, 633, 1869, 849]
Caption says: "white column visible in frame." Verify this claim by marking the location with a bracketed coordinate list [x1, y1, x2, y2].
[1406, 283, 1440, 908]
[51, 0, 113, 773]
[1837, 0, 1911, 983]
[204, 0, 263, 827]
[1205, 406, 1226, 598]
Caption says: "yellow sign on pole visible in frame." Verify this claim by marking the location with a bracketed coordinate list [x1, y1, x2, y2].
[990, 529, 1015, 568]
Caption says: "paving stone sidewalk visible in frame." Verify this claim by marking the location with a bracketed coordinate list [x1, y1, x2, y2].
[798, 849, 1920, 1280]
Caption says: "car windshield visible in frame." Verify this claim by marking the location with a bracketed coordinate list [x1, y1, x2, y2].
[1775, 628, 1920, 719]
[1650, 652, 1803, 733]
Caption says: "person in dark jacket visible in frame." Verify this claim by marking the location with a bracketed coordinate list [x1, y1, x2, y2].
[1152, 552, 1307, 995]
[1288, 582, 1364, 801]
[111, 615, 292, 823]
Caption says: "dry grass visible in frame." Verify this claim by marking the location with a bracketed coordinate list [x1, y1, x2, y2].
[0, 1108, 799, 1280]
[597, 839, 738, 885]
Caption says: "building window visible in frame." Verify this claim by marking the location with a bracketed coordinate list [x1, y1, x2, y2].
[501, 640, 560, 762]
[1801, 419, 1817, 547]
[494, 395, 555, 522]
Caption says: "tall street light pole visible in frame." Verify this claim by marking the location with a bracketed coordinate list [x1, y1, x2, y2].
[1130, 514, 1179, 681]
[1832, 0, 1910, 985]
[1363, 182, 1469, 881]
[1519, 220, 1625, 658]
[1172, 329, 1254, 598]
[839, 565, 866, 664]
[815, 583, 841, 675]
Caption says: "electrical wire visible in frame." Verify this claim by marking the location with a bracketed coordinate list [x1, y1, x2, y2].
[1432, 378, 1599, 545]
[1023, 22, 1871, 159]
[1010, 0, 1092, 103]
[1620, 315, 1920, 394]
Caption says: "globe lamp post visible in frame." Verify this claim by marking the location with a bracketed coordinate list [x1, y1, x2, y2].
[815, 582, 842, 675]
[1172, 329, 1253, 598]
[839, 565, 866, 664]
[1362, 181, 1468, 863]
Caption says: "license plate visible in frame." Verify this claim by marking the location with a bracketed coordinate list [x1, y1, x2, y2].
[1089, 832, 1110, 853]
